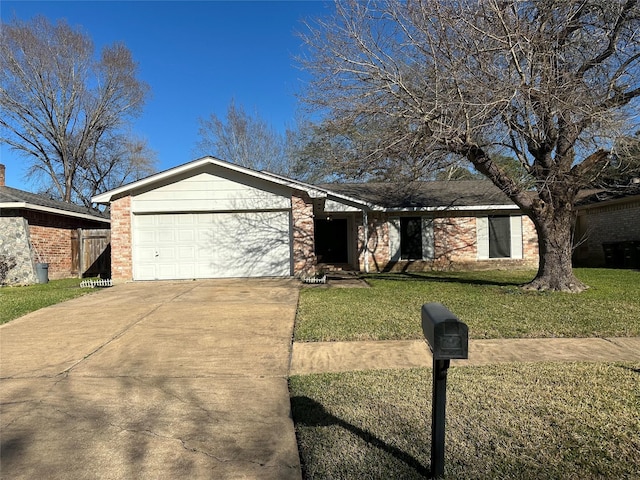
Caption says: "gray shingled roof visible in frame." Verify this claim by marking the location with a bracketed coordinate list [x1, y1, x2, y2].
[320, 181, 515, 209]
[0, 185, 109, 220]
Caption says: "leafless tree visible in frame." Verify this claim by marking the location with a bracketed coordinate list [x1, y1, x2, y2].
[72, 134, 156, 207]
[195, 99, 291, 175]
[300, 0, 640, 292]
[0, 16, 153, 205]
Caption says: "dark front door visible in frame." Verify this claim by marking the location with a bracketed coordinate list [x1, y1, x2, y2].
[314, 218, 348, 263]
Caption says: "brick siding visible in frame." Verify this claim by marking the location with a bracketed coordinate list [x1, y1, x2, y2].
[575, 197, 640, 267]
[522, 215, 539, 261]
[291, 192, 316, 276]
[110, 195, 133, 280]
[19, 210, 107, 280]
[357, 213, 538, 272]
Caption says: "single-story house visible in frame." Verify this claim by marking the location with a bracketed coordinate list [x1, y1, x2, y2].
[91, 157, 539, 282]
[573, 182, 640, 268]
[0, 164, 111, 284]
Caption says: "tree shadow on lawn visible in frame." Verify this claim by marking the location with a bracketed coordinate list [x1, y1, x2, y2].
[291, 395, 430, 477]
[617, 364, 640, 374]
[369, 271, 529, 287]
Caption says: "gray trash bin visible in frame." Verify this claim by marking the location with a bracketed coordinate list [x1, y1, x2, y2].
[35, 263, 49, 284]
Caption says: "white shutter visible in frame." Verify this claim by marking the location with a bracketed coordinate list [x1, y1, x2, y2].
[476, 216, 489, 259]
[389, 217, 401, 261]
[422, 217, 435, 260]
[510, 215, 523, 259]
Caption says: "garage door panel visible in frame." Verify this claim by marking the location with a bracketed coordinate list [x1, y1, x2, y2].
[196, 213, 214, 225]
[136, 230, 156, 244]
[136, 264, 157, 279]
[157, 230, 175, 243]
[177, 229, 195, 242]
[176, 214, 195, 226]
[157, 215, 178, 226]
[133, 212, 291, 280]
[177, 246, 196, 260]
[136, 215, 156, 227]
[137, 247, 156, 261]
[157, 264, 177, 279]
[177, 264, 196, 278]
[213, 212, 291, 278]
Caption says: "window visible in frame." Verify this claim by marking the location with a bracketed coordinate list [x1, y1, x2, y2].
[401, 217, 423, 260]
[477, 215, 523, 260]
[488, 215, 511, 258]
[389, 217, 434, 261]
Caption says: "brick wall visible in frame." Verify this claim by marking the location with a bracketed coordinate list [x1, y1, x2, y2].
[28, 225, 73, 280]
[355, 212, 389, 272]
[291, 192, 316, 276]
[576, 197, 640, 266]
[110, 195, 133, 280]
[19, 210, 108, 280]
[522, 215, 539, 261]
[358, 213, 538, 272]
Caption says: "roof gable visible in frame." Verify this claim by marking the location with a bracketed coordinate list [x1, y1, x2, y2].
[92, 156, 329, 204]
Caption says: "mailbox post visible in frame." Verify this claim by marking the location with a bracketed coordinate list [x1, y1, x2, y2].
[421, 303, 468, 479]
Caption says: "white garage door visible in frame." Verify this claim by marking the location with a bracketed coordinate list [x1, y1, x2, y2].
[133, 212, 291, 280]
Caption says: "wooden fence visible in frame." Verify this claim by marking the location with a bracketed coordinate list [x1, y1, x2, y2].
[71, 229, 111, 278]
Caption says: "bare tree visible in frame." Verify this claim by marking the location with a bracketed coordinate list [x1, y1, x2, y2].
[72, 134, 156, 207]
[301, 0, 640, 292]
[0, 16, 152, 205]
[195, 99, 291, 175]
[289, 115, 449, 182]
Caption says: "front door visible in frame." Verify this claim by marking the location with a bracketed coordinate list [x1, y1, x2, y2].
[314, 218, 348, 264]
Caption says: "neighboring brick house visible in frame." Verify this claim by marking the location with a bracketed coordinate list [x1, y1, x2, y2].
[0, 164, 110, 284]
[92, 157, 538, 282]
[573, 183, 640, 268]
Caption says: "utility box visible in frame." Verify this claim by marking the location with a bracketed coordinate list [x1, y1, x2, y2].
[421, 302, 468, 360]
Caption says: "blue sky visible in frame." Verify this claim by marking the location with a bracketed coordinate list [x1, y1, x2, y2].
[1, 0, 333, 191]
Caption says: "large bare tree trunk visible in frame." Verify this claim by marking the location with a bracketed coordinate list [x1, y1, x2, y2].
[299, 0, 640, 292]
[526, 207, 586, 293]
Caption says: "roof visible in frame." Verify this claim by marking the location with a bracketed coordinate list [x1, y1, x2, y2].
[0, 185, 110, 223]
[576, 183, 640, 207]
[91, 156, 330, 204]
[319, 181, 516, 210]
[90, 157, 520, 212]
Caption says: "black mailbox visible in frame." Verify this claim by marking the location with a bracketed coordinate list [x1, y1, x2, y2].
[421, 302, 468, 360]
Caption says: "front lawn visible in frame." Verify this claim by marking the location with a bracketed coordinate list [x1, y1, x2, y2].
[294, 269, 640, 341]
[290, 362, 640, 479]
[0, 278, 96, 325]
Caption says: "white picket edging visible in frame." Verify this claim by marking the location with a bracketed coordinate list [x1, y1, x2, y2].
[80, 278, 113, 288]
[301, 275, 327, 284]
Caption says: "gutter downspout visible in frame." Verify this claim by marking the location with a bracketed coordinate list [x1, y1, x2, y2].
[363, 209, 370, 273]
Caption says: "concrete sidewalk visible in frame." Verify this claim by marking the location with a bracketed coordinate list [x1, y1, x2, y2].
[289, 337, 640, 375]
[1, 279, 302, 480]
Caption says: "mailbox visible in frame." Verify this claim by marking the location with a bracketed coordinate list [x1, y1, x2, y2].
[421, 302, 468, 360]
[421, 302, 469, 478]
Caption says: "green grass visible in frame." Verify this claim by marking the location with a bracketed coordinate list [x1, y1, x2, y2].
[295, 269, 640, 341]
[0, 278, 96, 325]
[290, 362, 640, 479]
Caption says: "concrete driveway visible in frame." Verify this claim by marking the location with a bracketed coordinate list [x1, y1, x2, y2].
[0, 279, 302, 479]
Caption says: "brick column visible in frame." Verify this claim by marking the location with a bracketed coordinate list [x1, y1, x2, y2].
[522, 215, 539, 265]
[110, 195, 133, 281]
[291, 193, 316, 276]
